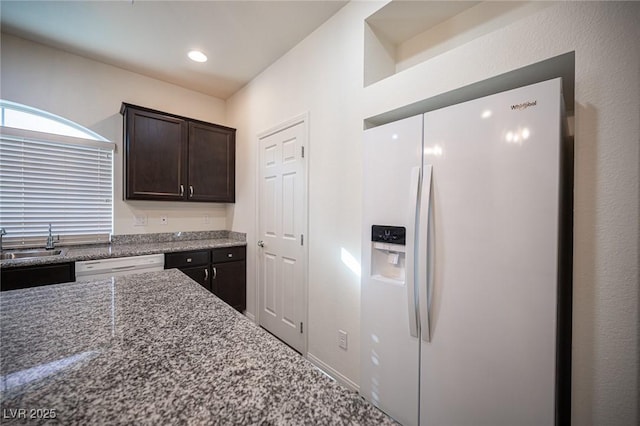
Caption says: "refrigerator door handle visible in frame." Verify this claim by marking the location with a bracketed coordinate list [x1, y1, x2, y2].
[419, 164, 433, 342]
[405, 166, 421, 338]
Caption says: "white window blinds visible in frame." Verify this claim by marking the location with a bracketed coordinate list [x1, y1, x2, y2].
[0, 127, 114, 249]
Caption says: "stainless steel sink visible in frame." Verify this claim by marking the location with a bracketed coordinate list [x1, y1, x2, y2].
[1, 249, 64, 260]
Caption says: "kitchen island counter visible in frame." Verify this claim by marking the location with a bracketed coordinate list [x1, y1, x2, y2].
[0, 269, 394, 425]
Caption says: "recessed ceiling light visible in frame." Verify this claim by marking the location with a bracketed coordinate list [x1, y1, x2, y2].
[188, 50, 207, 63]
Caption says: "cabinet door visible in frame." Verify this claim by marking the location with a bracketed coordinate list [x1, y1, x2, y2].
[212, 261, 246, 312]
[1, 263, 75, 291]
[180, 265, 211, 292]
[125, 107, 187, 200]
[188, 122, 235, 202]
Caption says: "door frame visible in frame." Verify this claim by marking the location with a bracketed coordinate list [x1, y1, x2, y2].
[255, 112, 309, 356]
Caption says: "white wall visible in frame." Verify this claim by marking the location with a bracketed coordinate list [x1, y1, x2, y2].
[227, 1, 384, 387]
[227, 1, 639, 425]
[0, 33, 230, 235]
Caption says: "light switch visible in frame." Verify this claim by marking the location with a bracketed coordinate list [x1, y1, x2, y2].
[338, 330, 348, 350]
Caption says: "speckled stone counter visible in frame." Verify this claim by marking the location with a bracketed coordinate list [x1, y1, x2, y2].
[0, 269, 395, 425]
[0, 231, 246, 269]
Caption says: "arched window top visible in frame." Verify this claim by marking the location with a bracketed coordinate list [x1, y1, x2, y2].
[0, 100, 113, 248]
[0, 100, 108, 142]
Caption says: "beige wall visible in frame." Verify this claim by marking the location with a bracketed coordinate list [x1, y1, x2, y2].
[227, 1, 639, 424]
[2, 0, 639, 423]
[0, 33, 230, 236]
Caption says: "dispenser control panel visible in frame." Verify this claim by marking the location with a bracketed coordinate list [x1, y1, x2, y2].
[371, 225, 406, 245]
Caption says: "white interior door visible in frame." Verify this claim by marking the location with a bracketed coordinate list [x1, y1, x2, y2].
[257, 117, 307, 354]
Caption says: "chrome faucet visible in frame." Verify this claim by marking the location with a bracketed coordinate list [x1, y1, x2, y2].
[0, 228, 6, 251]
[45, 223, 59, 250]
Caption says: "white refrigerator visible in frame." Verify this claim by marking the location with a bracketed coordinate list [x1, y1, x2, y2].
[361, 78, 572, 426]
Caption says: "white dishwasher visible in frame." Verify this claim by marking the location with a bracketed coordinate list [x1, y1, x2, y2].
[75, 254, 165, 280]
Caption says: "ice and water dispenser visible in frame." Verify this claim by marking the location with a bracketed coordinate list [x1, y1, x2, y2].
[370, 225, 406, 283]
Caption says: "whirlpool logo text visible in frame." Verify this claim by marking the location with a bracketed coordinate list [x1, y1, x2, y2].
[510, 100, 537, 111]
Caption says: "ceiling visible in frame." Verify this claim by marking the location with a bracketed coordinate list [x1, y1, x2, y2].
[0, 0, 348, 100]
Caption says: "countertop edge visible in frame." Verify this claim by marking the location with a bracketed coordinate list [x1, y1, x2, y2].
[0, 239, 247, 269]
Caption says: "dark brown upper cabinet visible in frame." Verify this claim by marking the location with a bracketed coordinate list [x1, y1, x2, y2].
[121, 103, 235, 203]
[188, 121, 235, 202]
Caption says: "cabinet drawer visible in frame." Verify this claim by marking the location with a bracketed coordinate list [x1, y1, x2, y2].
[212, 246, 246, 263]
[165, 250, 210, 269]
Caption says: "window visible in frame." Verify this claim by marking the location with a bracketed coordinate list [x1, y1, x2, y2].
[0, 101, 114, 249]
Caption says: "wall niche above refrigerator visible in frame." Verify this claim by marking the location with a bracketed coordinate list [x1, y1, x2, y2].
[121, 103, 235, 203]
[364, 1, 554, 86]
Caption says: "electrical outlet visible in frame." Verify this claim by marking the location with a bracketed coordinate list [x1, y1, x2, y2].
[338, 330, 348, 350]
[133, 215, 147, 226]
[160, 215, 168, 225]
[203, 214, 210, 224]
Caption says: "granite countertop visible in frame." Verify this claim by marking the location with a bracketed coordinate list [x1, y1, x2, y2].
[0, 231, 247, 269]
[0, 269, 395, 425]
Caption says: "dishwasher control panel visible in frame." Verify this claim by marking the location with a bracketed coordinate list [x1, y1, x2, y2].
[75, 253, 164, 281]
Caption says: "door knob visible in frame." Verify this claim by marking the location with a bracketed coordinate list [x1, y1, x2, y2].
[257, 240, 265, 247]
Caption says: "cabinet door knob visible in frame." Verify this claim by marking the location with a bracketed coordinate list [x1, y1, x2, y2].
[189, 185, 194, 197]
[212, 267, 217, 279]
[257, 240, 265, 247]
[180, 185, 184, 197]
[204, 268, 209, 280]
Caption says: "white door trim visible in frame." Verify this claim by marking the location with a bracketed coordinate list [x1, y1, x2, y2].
[255, 112, 309, 356]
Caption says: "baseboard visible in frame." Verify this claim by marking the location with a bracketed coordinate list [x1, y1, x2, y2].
[244, 311, 256, 323]
[306, 352, 359, 392]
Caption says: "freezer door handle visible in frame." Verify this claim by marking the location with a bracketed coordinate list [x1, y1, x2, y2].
[405, 166, 421, 338]
[419, 165, 433, 342]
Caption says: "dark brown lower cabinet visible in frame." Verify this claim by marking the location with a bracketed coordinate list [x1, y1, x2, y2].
[212, 257, 246, 313]
[1, 262, 75, 291]
[165, 250, 210, 291]
[179, 265, 211, 292]
[165, 246, 246, 312]
[211, 246, 246, 312]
